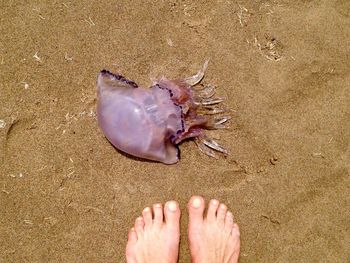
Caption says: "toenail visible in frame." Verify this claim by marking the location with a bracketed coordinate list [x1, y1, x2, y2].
[143, 207, 150, 212]
[130, 227, 135, 232]
[167, 201, 177, 212]
[227, 211, 233, 217]
[220, 204, 227, 210]
[137, 217, 143, 221]
[211, 199, 218, 205]
[154, 203, 162, 208]
[192, 197, 202, 208]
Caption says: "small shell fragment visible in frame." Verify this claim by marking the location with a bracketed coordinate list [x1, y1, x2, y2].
[0, 120, 5, 129]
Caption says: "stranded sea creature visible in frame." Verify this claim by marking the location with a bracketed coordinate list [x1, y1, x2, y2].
[97, 61, 230, 164]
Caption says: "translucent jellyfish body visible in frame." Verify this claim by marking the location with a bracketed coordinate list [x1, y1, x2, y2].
[97, 61, 230, 164]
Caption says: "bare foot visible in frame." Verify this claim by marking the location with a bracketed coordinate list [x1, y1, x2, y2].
[125, 201, 181, 263]
[188, 196, 240, 263]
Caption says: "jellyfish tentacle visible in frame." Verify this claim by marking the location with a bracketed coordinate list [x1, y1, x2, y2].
[195, 138, 219, 159]
[194, 135, 228, 158]
[191, 84, 216, 98]
[184, 60, 209, 86]
[198, 106, 227, 115]
[203, 137, 228, 154]
[205, 116, 231, 129]
[196, 97, 224, 106]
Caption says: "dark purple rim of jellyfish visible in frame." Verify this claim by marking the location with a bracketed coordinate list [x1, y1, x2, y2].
[168, 134, 181, 160]
[100, 69, 139, 88]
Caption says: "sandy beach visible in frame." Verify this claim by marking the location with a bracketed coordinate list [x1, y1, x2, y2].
[1, 1, 349, 262]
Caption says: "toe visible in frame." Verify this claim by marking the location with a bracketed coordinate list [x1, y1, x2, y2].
[231, 223, 241, 254]
[164, 201, 180, 230]
[134, 217, 144, 237]
[217, 203, 227, 226]
[225, 211, 234, 231]
[128, 227, 137, 243]
[125, 228, 137, 263]
[153, 203, 163, 226]
[142, 207, 152, 228]
[206, 199, 219, 222]
[188, 196, 205, 229]
[231, 223, 240, 238]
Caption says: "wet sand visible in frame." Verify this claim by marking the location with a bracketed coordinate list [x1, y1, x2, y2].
[1, 1, 349, 262]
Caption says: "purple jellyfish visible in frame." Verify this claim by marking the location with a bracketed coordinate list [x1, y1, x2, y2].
[97, 61, 230, 164]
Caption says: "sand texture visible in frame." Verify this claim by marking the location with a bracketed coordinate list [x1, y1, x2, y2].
[1, 1, 349, 262]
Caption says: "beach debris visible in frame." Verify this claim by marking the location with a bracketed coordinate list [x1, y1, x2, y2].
[269, 156, 278, 165]
[55, 107, 96, 134]
[0, 119, 5, 129]
[257, 166, 266, 173]
[84, 205, 104, 214]
[261, 214, 281, 225]
[33, 51, 42, 62]
[325, 68, 335, 74]
[24, 219, 34, 225]
[32, 7, 45, 20]
[66, 158, 75, 177]
[237, 5, 250, 26]
[2, 184, 10, 194]
[85, 17, 95, 27]
[64, 53, 73, 61]
[253, 34, 283, 61]
[80, 90, 91, 103]
[259, 1, 284, 15]
[312, 152, 325, 158]
[44, 216, 58, 226]
[59, 158, 76, 188]
[66, 166, 75, 178]
[37, 165, 47, 171]
[183, 3, 193, 16]
[8, 172, 24, 178]
[167, 38, 174, 47]
[21, 81, 29, 89]
[259, 2, 273, 15]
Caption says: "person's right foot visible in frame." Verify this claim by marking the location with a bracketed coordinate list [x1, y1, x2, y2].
[188, 196, 240, 263]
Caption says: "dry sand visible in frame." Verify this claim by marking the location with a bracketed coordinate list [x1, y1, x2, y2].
[1, 0, 349, 262]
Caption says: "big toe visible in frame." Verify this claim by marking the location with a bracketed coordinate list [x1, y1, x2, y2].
[188, 196, 205, 230]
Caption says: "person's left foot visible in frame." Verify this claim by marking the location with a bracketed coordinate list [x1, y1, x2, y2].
[125, 201, 181, 263]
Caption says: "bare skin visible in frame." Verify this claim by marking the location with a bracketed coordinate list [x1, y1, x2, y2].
[125, 201, 181, 263]
[125, 196, 240, 263]
[188, 196, 240, 263]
